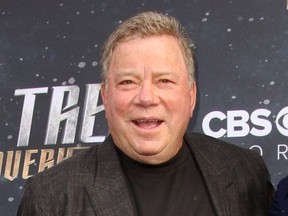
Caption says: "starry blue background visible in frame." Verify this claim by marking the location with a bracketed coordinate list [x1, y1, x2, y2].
[0, 0, 288, 215]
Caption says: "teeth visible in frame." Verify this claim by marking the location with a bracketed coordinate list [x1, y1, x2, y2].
[136, 120, 158, 123]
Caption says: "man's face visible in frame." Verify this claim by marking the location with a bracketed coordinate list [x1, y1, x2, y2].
[101, 35, 196, 164]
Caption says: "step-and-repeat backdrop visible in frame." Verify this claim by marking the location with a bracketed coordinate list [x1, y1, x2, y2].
[1, 0, 287, 214]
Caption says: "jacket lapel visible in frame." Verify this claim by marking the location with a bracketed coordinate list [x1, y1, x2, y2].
[185, 134, 237, 216]
[86, 135, 135, 216]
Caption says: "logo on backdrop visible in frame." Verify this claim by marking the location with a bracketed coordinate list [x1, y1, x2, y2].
[14, 84, 105, 146]
[202, 107, 288, 138]
[202, 107, 288, 159]
[1, 84, 106, 181]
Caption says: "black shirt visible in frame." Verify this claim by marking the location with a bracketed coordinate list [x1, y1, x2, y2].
[118, 141, 217, 216]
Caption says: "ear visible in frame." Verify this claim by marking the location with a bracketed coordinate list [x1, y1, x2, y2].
[189, 81, 197, 117]
[100, 82, 107, 108]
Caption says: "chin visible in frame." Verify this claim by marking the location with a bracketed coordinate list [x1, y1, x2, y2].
[134, 147, 164, 159]
[135, 141, 163, 154]
[137, 150, 160, 157]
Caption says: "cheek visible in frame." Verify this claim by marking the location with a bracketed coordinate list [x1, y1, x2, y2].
[171, 92, 193, 114]
[106, 92, 131, 115]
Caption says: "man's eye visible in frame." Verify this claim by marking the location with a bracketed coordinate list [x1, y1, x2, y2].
[120, 80, 133, 85]
[160, 79, 171, 83]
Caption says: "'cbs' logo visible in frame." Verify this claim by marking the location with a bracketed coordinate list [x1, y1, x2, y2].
[202, 107, 288, 138]
[275, 107, 288, 136]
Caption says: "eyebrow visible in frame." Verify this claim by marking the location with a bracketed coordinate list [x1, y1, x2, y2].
[153, 71, 172, 77]
[113, 70, 174, 80]
[113, 71, 140, 81]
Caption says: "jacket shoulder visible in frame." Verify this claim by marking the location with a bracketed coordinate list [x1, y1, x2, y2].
[185, 132, 274, 213]
[17, 144, 101, 215]
[31, 144, 100, 183]
[185, 132, 261, 161]
[184, 132, 270, 179]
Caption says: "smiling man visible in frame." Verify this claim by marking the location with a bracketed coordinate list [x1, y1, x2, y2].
[101, 34, 196, 165]
[18, 12, 274, 216]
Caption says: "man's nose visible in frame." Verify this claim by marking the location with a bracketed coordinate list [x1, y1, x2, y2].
[136, 81, 158, 106]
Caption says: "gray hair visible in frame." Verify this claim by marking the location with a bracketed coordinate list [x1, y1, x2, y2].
[100, 11, 195, 86]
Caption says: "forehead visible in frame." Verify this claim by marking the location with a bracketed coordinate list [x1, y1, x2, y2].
[110, 35, 185, 68]
[116, 34, 181, 51]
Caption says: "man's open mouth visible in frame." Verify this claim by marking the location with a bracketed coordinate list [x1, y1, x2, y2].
[132, 119, 163, 128]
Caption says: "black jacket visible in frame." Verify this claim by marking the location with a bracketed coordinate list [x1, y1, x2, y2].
[17, 133, 274, 216]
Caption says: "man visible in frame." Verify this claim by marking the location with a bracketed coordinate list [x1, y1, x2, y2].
[17, 11, 274, 216]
